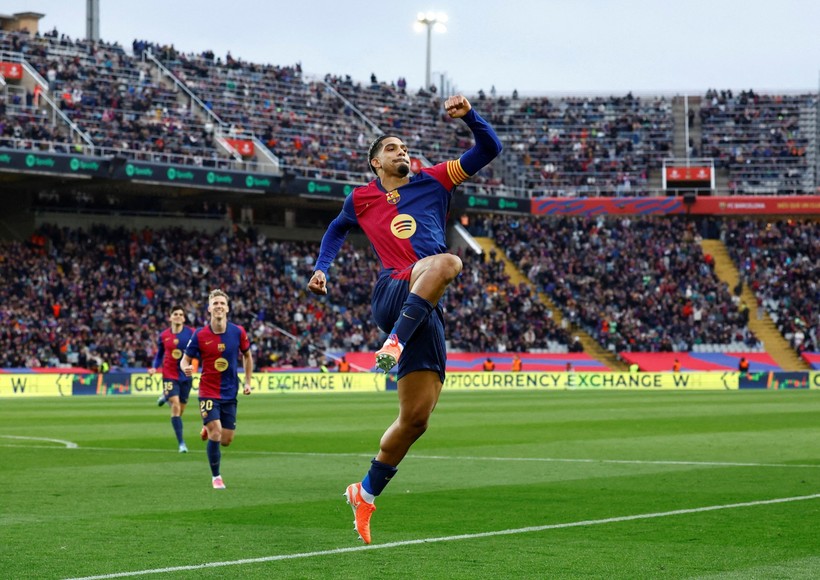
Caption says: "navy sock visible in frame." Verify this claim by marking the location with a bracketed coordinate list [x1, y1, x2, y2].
[390, 294, 434, 346]
[206, 440, 221, 477]
[171, 416, 184, 444]
[361, 458, 398, 496]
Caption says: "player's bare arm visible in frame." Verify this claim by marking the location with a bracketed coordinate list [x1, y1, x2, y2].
[242, 350, 253, 395]
[180, 354, 194, 377]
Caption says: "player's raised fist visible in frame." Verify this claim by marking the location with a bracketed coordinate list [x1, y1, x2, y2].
[308, 271, 328, 295]
[444, 95, 471, 119]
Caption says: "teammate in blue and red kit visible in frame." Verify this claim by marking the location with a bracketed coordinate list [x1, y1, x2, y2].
[307, 94, 502, 543]
[181, 289, 253, 489]
[148, 306, 195, 453]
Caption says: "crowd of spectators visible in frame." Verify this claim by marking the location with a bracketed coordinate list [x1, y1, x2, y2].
[4, 213, 817, 371]
[327, 74, 507, 191]
[0, 222, 579, 371]
[2, 29, 818, 197]
[0, 92, 75, 151]
[700, 88, 815, 195]
[472, 92, 673, 197]
[0, 224, 372, 370]
[327, 80, 675, 197]
[444, 248, 574, 353]
[160, 50, 371, 180]
[723, 219, 818, 353]
[0, 29, 232, 166]
[469, 214, 761, 354]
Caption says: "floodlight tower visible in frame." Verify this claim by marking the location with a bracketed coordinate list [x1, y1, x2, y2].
[86, 0, 100, 42]
[414, 12, 447, 91]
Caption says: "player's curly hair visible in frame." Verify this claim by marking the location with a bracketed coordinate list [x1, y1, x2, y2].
[368, 133, 399, 175]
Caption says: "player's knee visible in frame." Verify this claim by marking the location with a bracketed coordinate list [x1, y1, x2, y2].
[412, 419, 429, 436]
[402, 419, 428, 439]
[436, 253, 462, 282]
[446, 253, 463, 275]
[403, 410, 431, 435]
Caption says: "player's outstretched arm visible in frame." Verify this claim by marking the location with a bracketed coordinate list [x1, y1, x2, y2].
[454, 96, 503, 175]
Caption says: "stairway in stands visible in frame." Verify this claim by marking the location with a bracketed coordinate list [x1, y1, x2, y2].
[700, 239, 810, 371]
[474, 237, 628, 371]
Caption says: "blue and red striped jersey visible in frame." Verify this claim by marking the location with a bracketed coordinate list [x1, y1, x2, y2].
[184, 323, 250, 400]
[331, 163, 457, 279]
[314, 109, 501, 279]
[152, 326, 195, 381]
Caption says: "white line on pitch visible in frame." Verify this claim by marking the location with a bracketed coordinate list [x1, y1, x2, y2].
[0, 435, 77, 448]
[2, 441, 819, 469]
[409, 453, 820, 469]
[64, 492, 820, 580]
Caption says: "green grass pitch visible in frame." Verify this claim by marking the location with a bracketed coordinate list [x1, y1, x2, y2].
[2, 390, 819, 579]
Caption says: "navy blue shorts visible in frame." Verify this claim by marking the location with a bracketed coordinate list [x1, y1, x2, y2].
[372, 273, 446, 382]
[199, 398, 237, 430]
[162, 378, 192, 404]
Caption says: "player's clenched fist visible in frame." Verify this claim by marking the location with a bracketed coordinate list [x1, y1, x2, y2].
[444, 95, 471, 119]
[308, 271, 328, 295]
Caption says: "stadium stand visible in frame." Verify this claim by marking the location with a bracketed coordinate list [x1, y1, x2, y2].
[700, 89, 817, 195]
[1, 23, 817, 374]
[2, 28, 818, 198]
[469, 213, 762, 355]
[0, 222, 584, 371]
[722, 219, 818, 355]
[156, 50, 370, 180]
[0, 29, 235, 166]
[479, 93, 673, 197]
[0, 223, 389, 371]
[5, 206, 819, 374]
[444, 249, 575, 354]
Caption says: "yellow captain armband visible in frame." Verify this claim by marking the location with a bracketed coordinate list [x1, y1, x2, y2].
[446, 159, 470, 185]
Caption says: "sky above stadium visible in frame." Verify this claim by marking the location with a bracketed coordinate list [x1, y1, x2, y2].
[7, 0, 820, 96]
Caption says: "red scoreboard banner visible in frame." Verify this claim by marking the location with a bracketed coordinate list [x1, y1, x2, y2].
[689, 196, 820, 215]
[531, 196, 820, 216]
[665, 166, 712, 182]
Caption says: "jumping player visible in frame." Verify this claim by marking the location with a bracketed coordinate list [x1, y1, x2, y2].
[148, 306, 195, 453]
[181, 289, 253, 489]
[307, 94, 502, 543]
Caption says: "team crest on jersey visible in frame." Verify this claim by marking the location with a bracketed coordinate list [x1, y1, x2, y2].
[385, 190, 400, 205]
[390, 214, 417, 239]
[218, 343, 226, 352]
[173, 338, 179, 345]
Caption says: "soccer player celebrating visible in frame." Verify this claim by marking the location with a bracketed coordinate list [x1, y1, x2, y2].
[307, 94, 502, 543]
[181, 289, 253, 489]
[148, 306, 195, 453]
